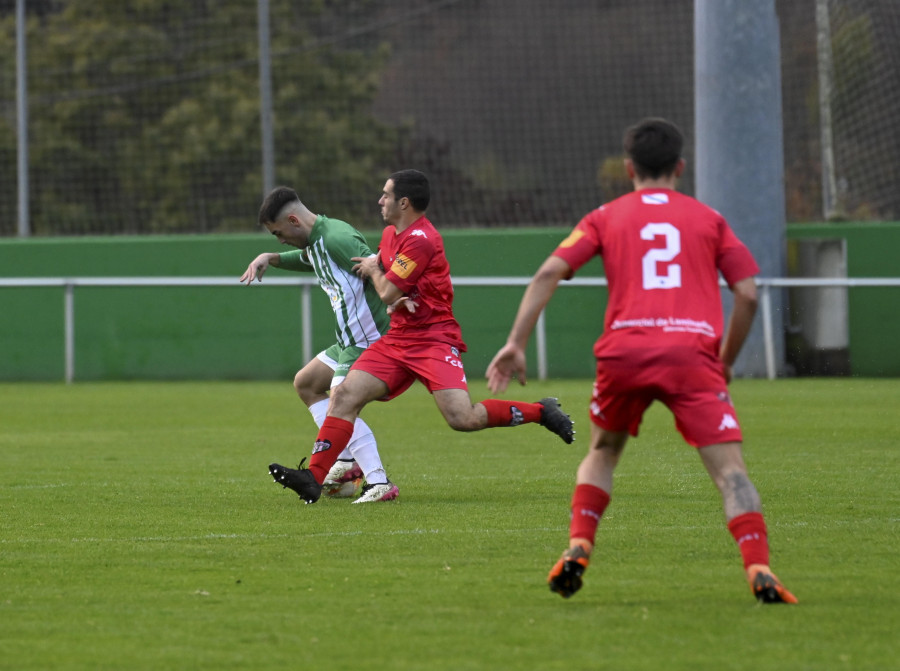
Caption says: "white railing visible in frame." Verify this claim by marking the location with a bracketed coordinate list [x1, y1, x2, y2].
[1, 276, 898, 383]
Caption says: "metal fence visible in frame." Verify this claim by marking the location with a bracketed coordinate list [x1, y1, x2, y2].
[2, 0, 900, 236]
[2, 275, 897, 383]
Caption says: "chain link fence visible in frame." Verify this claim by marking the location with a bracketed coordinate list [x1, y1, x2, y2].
[1, 0, 898, 236]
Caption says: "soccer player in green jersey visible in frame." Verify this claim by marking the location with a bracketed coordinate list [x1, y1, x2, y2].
[241, 186, 398, 503]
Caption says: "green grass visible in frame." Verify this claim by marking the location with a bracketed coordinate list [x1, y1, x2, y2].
[1, 378, 898, 670]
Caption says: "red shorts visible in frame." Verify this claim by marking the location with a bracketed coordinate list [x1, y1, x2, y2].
[351, 338, 469, 400]
[590, 347, 743, 447]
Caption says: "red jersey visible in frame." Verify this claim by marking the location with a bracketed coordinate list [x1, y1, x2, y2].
[377, 216, 466, 350]
[552, 188, 759, 360]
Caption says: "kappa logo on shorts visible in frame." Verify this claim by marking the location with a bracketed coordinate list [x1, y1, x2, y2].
[718, 413, 739, 431]
[312, 439, 332, 454]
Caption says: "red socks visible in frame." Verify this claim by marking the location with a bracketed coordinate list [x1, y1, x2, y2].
[563, 492, 770, 569]
[307, 416, 354, 483]
[727, 511, 770, 568]
[480, 399, 542, 427]
[569, 484, 611, 544]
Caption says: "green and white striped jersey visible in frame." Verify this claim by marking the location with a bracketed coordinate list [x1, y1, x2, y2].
[279, 215, 390, 349]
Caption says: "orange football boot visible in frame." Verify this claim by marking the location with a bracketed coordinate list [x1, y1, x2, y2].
[548, 542, 591, 598]
[747, 564, 798, 604]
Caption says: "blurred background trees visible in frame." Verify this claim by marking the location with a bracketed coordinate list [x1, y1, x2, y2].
[1, 0, 898, 235]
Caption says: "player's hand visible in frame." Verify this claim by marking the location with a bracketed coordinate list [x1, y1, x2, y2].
[486, 343, 528, 394]
[351, 254, 379, 278]
[387, 297, 418, 314]
[240, 253, 274, 285]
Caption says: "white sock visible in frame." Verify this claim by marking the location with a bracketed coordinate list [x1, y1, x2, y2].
[348, 417, 388, 484]
[307, 399, 351, 461]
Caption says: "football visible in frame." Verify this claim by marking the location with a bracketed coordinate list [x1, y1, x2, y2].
[322, 460, 364, 498]
[322, 477, 363, 498]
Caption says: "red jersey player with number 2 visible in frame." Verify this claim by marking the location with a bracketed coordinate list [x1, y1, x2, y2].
[269, 169, 574, 504]
[487, 118, 797, 604]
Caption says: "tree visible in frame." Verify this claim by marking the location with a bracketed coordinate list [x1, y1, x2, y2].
[1, 0, 396, 235]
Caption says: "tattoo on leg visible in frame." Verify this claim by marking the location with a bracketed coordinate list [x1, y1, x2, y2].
[724, 472, 761, 516]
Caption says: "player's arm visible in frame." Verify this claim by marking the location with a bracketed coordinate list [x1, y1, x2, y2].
[486, 255, 572, 393]
[352, 254, 404, 305]
[240, 250, 311, 285]
[276, 249, 313, 271]
[720, 276, 758, 382]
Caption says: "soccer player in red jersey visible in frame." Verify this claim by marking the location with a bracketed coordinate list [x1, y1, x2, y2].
[487, 118, 797, 604]
[269, 169, 574, 504]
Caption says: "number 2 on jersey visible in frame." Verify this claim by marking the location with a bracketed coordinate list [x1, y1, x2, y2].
[640, 222, 681, 289]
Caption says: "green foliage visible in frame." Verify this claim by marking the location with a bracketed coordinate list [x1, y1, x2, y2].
[1, 0, 395, 234]
[1, 378, 898, 670]
[269, 33, 395, 227]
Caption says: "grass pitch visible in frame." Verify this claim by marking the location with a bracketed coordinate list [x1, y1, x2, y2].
[1, 378, 898, 670]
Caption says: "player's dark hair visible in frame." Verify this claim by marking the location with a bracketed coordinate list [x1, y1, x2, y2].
[623, 118, 683, 179]
[389, 169, 430, 211]
[259, 186, 300, 226]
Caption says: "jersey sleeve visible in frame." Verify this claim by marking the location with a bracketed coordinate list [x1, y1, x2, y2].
[277, 249, 313, 272]
[551, 209, 604, 277]
[383, 232, 434, 293]
[716, 220, 760, 286]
